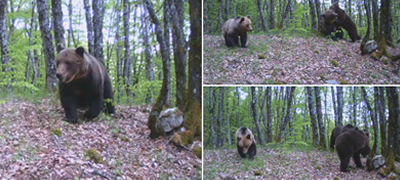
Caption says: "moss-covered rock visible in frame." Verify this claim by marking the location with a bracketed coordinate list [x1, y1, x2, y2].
[85, 148, 103, 164]
[51, 128, 62, 136]
[192, 146, 202, 159]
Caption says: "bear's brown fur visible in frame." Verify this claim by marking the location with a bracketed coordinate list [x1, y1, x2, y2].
[335, 128, 370, 172]
[222, 16, 253, 48]
[236, 126, 256, 159]
[328, 3, 361, 42]
[56, 45, 115, 123]
[330, 124, 355, 149]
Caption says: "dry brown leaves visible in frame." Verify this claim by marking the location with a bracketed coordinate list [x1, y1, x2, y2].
[203, 35, 400, 84]
[0, 99, 201, 179]
[204, 148, 399, 180]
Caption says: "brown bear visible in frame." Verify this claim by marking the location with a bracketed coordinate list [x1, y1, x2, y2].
[236, 126, 256, 159]
[321, 11, 340, 41]
[327, 3, 361, 42]
[56, 45, 115, 123]
[329, 124, 355, 149]
[222, 16, 253, 48]
[335, 127, 370, 172]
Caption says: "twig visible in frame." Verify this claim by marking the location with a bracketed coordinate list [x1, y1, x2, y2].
[52, 135, 61, 150]
[164, 134, 175, 146]
[87, 161, 116, 180]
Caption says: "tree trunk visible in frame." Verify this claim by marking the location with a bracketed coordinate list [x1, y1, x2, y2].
[269, 0, 275, 29]
[380, 0, 393, 46]
[217, 88, 223, 147]
[123, 0, 132, 100]
[314, 0, 321, 29]
[371, 0, 378, 40]
[51, 0, 65, 52]
[114, 0, 122, 102]
[67, 0, 74, 47]
[315, 87, 326, 148]
[266, 87, 272, 143]
[218, 0, 223, 32]
[362, 87, 378, 155]
[331, 87, 338, 126]
[276, 87, 295, 143]
[37, 0, 57, 91]
[83, 0, 94, 54]
[226, 88, 231, 145]
[92, 0, 104, 62]
[308, 0, 317, 32]
[144, 0, 172, 138]
[142, 5, 154, 103]
[337, 87, 344, 126]
[256, 0, 268, 31]
[0, 0, 9, 74]
[163, 1, 171, 106]
[183, 0, 202, 139]
[170, 0, 187, 111]
[307, 87, 318, 146]
[251, 87, 264, 145]
[379, 87, 386, 154]
[209, 88, 216, 148]
[27, 1, 37, 88]
[357, 0, 363, 28]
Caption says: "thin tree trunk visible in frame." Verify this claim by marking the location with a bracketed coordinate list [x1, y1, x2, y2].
[92, 0, 104, 61]
[144, 0, 172, 138]
[52, 0, 65, 52]
[371, 0, 378, 40]
[142, 5, 154, 103]
[123, 0, 133, 99]
[256, 0, 268, 31]
[379, 87, 386, 154]
[170, 0, 187, 111]
[276, 87, 295, 143]
[362, 87, 378, 155]
[209, 88, 216, 148]
[315, 87, 326, 148]
[217, 88, 223, 147]
[218, 0, 223, 32]
[0, 0, 9, 74]
[353, 87, 357, 126]
[337, 87, 344, 126]
[307, 87, 318, 146]
[83, 0, 94, 54]
[27, 1, 37, 89]
[163, 1, 171, 106]
[308, 0, 317, 32]
[37, 0, 57, 91]
[331, 87, 338, 126]
[251, 87, 264, 145]
[266, 87, 272, 143]
[357, 0, 363, 28]
[226, 88, 231, 145]
[269, 0, 275, 29]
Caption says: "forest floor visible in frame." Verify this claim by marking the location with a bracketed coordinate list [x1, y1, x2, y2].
[0, 98, 201, 179]
[204, 145, 400, 180]
[203, 34, 400, 84]
[203, 146, 400, 180]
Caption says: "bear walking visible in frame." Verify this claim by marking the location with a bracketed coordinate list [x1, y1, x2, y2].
[222, 16, 253, 48]
[56, 46, 115, 123]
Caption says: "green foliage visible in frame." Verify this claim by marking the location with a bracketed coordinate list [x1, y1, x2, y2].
[84, 148, 103, 164]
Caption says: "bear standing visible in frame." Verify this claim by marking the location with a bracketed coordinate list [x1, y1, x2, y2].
[236, 126, 256, 159]
[335, 128, 371, 172]
[323, 3, 361, 42]
[222, 16, 253, 48]
[329, 124, 355, 149]
[56, 46, 115, 123]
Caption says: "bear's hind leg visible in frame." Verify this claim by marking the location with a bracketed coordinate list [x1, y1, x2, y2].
[226, 35, 237, 47]
[340, 156, 351, 172]
[103, 76, 115, 114]
[353, 152, 363, 167]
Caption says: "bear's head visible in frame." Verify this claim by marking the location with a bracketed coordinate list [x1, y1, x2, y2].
[56, 46, 89, 83]
[322, 10, 338, 24]
[238, 16, 253, 33]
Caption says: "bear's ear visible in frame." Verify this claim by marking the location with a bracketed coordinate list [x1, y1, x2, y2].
[247, 15, 251, 19]
[321, 14, 325, 18]
[57, 43, 65, 53]
[76, 47, 85, 58]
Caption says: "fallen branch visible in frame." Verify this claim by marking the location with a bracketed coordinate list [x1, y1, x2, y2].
[87, 161, 117, 180]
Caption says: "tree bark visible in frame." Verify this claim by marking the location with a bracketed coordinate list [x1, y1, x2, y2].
[51, 0, 65, 52]
[315, 87, 326, 148]
[142, 4, 154, 103]
[266, 87, 272, 143]
[217, 88, 223, 147]
[337, 87, 344, 126]
[183, 0, 202, 139]
[144, 0, 172, 138]
[251, 87, 264, 145]
[269, 0, 275, 29]
[123, 0, 133, 99]
[307, 87, 318, 146]
[0, 0, 9, 74]
[379, 87, 386, 154]
[92, 0, 104, 61]
[276, 87, 295, 143]
[353, 87, 357, 126]
[256, 0, 268, 31]
[308, 0, 317, 32]
[83, 0, 94, 54]
[37, 0, 57, 91]
[169, 0, 187, 111]
[362, 87, 378, 155]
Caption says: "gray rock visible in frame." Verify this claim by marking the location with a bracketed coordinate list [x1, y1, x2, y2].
[159, 108, 183, 133]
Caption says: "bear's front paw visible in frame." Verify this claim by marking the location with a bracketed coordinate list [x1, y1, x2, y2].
[66, 117, 78, 124]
